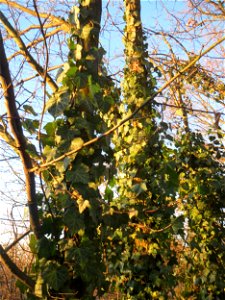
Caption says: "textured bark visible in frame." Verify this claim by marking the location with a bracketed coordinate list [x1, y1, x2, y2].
[0, 30, 42, 239]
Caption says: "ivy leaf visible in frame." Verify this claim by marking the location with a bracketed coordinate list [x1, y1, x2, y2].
[104, 186, 114, 201]
[66, 65, 78, 78]
[63, 205, 85, 234]
[70, 163, 90, 184]
[70, 137, 84, 151]
[103, 212, 129, 229]
[175, 109, 183, 117]
[132, 182, 147, 196]
[190, 207, 201, 222]
[23, 105, 37, 116]
[172, 215, 185, 235]
[55, 66, 64, 83]
[22, 118, 39, 134]
[42, 261, 69, 291]
[26, 143, 40, 159]
[81, 23, 93, 40]
[43, 145, 57, 162]
[88, 75, 101, 98]
[128, 208, 138, 219]
[29, 234, 37, 253]
[36, 237, 56, 259]
[44, 121, 57, 136]
[45, 86, 69, 117]
[55, 157, 70, 172]
[16, 280, 29, 295]
[34, 274, 44, 298]
[77, 198, 90, 213]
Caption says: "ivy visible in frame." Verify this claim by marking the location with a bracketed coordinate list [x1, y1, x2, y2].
[12, 1, 225, 299]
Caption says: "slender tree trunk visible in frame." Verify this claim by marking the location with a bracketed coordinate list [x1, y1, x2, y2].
[0, 31, 42, 240]
[124, 0, 150, 96]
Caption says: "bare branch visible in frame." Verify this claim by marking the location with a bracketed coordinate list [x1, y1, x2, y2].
[8, 27, 62, 62]
[18, 23, 62, 37]
[0, 30, 42, 239]
[33, 0, 50, 148]
[0, 0, 74, 32]
[15, 64, 63, 87]
[0, 11, 58, 92]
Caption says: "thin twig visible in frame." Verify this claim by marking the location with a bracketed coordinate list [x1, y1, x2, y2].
[0, 0, 74, 32]
[0, 11, 58, 92]
[5, 230, 31, 252]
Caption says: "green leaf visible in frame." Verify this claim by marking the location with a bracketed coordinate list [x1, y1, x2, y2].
[37, 237, 56, 259]
[26, 143, 40, 159]
[43, 145, 57, 162]
[104, 186, 114, 201]
[69, 162, 90, 184]
[45, 86, 69, 117]
[29, 233, 37, 253]
[88, 75, 101, 97]
[209, 135, 216, 141]
[66, 65, 78, 77]
[23, 105, 38, 116]
[172, 215, 185, 235]
[44, 121, 57, 135]
[55, 157, 70, 172]
[70, 137, 84, 151]
[22, 118, 39, 134]
[190, 207, 202, 222]
[63, 205, 85, 234]
[132, 181, 147, 196]
[42, 261, 69, 291]
[103, 212, 129, 229]
[16, 279, 29, 294]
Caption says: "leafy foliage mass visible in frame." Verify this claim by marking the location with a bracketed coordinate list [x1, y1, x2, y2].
[0, 0, 224, 299]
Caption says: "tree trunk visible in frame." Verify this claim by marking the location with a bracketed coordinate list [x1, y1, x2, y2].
[76, 0, 102, 78]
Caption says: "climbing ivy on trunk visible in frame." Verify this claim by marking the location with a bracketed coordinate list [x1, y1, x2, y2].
[1, 1, 223, 299]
